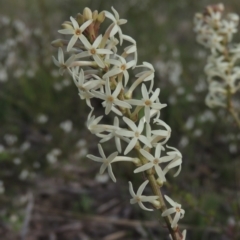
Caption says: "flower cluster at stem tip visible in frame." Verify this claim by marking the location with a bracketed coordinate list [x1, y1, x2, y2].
[52, 7, 186, 239]
[194, 3, 240, 110]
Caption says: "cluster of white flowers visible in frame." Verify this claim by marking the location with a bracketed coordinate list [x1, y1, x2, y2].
[194, 3, 240, 109]
[52, 7, 185, 239]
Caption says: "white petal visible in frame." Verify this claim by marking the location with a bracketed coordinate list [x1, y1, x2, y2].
[105, 101, 112, 115]
[111, 6, 120, 20]
[139, 149, 154, 162]
[114, 99, 132, 108]
[108, 151, 118, 162]
[162, 207, 176, 217]
[67, 35, 78, 52]
[134, 162, 153, 173]
[164, 195, 176, 207]
[171, 212, 181, 228]
[98, 144, 106, 159]
[123, 117, 137, 131]
[58, 48, 64, 64]
[58, 29, 74, 35]
[155, 144, 162, 158]
[93, 34, 103, 48]
[126, 99, 143, 106]
[139, 135, 151, 147]
[155, 165, 166, 181]
[141, 84, 149, 100]
[108, 164, 116, 182]
[137, 180, 149, 195]
[79, 34, 91, 49]
[124, 137, 137, 155]
[70, 16, 79, 29]
[128, 181, 135, 197]
[80, 19, 93, 31]
[112, 82, 122, 97]
[93, 55, 105, 68]
[116, 129, 133, 137]
[150, 88, 160, 101]
[104, 11, 116, 23]
[110, 24, 119, 38]
[103, 68, 122, 79]
[87, 154, 103, 162]
[52, 56, 60, 67]
[138, 201, 153, 211]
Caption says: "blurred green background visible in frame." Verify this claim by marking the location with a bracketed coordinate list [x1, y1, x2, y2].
[0, 0, 240, 239]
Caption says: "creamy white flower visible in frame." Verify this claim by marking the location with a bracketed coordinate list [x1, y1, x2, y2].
[135, 62, 155, 82]
[162, 195, 185, 229]
[126, 84, 166, 123]
[129, 180, 159, 211]
[72, 68, 103, 93]
[208, 33, 224, 53]
[52, 48, 76, 75]
[97, 116, 128, 153]
[87, 144, 118, 182]
[87, 111, 118, 134]
[135, 144, 173, 181]
[116, 117, 152, 155]
[75, 35, 113, 68]
[163, 146, 182, 177]
[104, 7, 127, 45]
[86, 112, 104, 133]
[220, 20, 237, 41]
[151, 119, 171, 145]
[58, 17, 93, 51]
[103, 56, 135, 86]
[91, 79, 131, 115]
[122, 34, 138, 66]
[128, 62, 155, 94]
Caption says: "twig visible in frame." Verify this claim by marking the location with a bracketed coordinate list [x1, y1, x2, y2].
[20, 192, 34, 240]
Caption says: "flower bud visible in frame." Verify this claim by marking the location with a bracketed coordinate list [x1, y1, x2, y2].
[51, 39, 64, 48]
[92, 10, 98, 21]
[156, 178, 165, 187]
[152, 200, 161, 209]
[97, 11, 105, 23]
[83, 7, 93, 20]
[76, 13, 84, 25]
[61, 21, 73, 29]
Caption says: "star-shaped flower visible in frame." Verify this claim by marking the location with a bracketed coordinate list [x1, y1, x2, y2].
[151, 119, 171, 145]
[52, 48, 76, 75]
[116, 117, 152, 155]
[129, 180, 159, 211]
[91, 78, 131, 115]
[58, 17, 93, 52]
[97, 117, 129, 153]
[103, 56, 135, 86]
[87, 144, 118, 182]
[162, 195, 185, 229]
[126, 84, 166, 123]
[134, 144, 173, 181]
[86, 111, 117, 134]
[104, 7, 127, 45]
[163, 146, 183, 177]
[75, 35, 113, 68]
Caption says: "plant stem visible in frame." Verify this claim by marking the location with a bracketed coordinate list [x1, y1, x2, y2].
[226, 85, 240, 129]
[135, 145, 180, 240]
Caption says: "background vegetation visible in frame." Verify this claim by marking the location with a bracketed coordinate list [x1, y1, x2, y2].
[0, 0, 239, 239]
